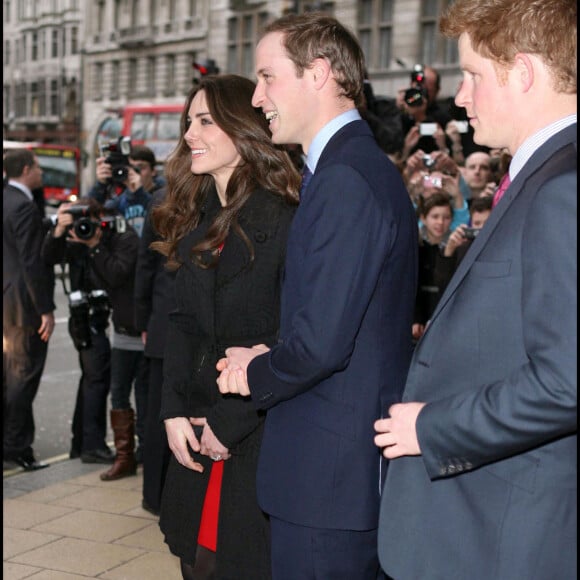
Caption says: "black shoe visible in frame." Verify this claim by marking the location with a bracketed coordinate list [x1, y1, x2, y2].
[142, 499, 160, 516]
[69, 448, 81, 459]
[6, 453, 49, 471]
[81, 448, 115, 464]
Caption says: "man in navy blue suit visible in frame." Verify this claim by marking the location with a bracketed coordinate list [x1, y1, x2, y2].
[375, 1, 577, 579]
[217, 12, 417, 580]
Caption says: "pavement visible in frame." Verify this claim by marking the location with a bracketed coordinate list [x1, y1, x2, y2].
[3, 455, 183, 579]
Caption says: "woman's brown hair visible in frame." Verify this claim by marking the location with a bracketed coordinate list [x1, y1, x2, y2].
[151, 74, 300, 269]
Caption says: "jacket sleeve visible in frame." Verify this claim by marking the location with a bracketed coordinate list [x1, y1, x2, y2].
[207, 395, 265, 451]
[13, 201, 55, 315]
[88, 228, 139, 289]
[159, 317, 191, 420]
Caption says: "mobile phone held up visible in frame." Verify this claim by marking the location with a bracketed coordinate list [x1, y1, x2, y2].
[453, 120, 469, 133]
[419, 122, 438, 136]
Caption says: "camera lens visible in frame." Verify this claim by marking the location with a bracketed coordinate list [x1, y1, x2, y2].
[404, 87, 424, 107]
[74, 217, 97, 240]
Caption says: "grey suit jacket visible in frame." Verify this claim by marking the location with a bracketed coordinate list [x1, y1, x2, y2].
[378, 124, 577, 580]
[3, 183, 55, 329]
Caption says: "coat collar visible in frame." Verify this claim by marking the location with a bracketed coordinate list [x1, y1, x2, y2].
[177, 187, 283, 294]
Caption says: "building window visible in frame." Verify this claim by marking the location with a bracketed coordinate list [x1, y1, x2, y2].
[146, 56, 156, 97]
[4, 0, 10, 23]
[114, 0, 121, 29]
[38, 80, 46, 116]
[32, 32, 38, 61]
[39, 29, 45, 60]
[16, 83, 26, 117]
[111, 61, 120, 99]
[52, 29, 59, 58]
[4, 39, 10, 65]
[128, 58, 138, 98]
[357, 0, 393, 71]
[165, 54, 176, 96]
[97, 1, 105, 33]
[71, 27, 78, 55]
[188, 0, 197, 18]
[420, 0, 457, 65]
[130, 0, 139, 28]
[50, 79, 59, 115]
[30, 82, 39, 116]
[93, 62, 104, 100]
[168, 0, 177, 21]
[4, 86, 11, 119]
[227, 11, 269, 77]
[287, 1, 334, 13]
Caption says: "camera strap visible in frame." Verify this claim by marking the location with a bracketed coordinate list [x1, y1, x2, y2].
[57, 261, 72, 297]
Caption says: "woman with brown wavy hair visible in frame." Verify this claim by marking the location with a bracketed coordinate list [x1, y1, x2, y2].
[151, 74, 299, 579]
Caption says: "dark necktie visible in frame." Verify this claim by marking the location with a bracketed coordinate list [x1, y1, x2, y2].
[492, 172, 511, 208]
[300, 164, 313, 199]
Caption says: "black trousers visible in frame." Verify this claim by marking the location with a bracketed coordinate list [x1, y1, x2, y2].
[142, 357, 171, 511]
[71, 329, 111, 453]
[3, 324, 49, 458]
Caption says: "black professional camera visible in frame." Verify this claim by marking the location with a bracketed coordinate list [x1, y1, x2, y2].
[64, 204, 126, 240]
[100, 136, 132, 185]
[404, 64, 428, 108]
[68, 289, 111, 350]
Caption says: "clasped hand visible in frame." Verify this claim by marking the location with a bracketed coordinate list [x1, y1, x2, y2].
[216, 344, 270, 396]
[164, 417, 230, 472]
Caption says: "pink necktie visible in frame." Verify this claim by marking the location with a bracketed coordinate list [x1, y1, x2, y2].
[492, 172, 511, 208]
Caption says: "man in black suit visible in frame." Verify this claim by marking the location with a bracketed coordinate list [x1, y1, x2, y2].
[3, 149, 56, 471]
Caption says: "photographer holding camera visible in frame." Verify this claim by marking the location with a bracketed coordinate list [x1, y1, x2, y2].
[87, 141, 164, 238]
[396, 65, 454, 161]
[42, 198, 142, 475]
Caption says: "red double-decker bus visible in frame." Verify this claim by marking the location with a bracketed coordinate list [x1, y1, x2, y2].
[3, 140, 81, 206]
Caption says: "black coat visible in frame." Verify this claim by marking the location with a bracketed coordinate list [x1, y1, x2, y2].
[158, 187, 296, 578]
[3, 184, 55, 328]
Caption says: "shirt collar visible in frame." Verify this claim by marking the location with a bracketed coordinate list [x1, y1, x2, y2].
[304, 109, 362, 174]
[8, 179, 34, 201]
[509, 114, 577, 181]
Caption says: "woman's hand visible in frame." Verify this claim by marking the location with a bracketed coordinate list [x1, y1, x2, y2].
[164, 417, 204, 472]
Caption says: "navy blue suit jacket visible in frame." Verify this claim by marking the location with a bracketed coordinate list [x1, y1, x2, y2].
[248, 119, 418, 530]
[378, 124, 577, 579]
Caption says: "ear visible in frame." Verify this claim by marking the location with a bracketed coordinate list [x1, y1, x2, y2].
[310, 57, 331, 89]
[513, 53, 534, 93]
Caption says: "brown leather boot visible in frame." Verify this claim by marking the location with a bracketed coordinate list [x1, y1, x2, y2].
[100, 408, 137, 481]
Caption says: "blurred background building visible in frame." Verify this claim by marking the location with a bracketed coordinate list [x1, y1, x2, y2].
[4, 0, 461, 193]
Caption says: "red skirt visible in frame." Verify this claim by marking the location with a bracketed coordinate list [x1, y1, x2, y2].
[197, 460, 224, 552]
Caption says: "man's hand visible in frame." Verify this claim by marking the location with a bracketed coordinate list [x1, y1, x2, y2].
[95, 156, 113, 185]
[216, 344, 269, 396]
[444, 224, 470, 257]
[53, 203, 74, 238]
[164, 417, 204, 472]
[38, 312, 55, 342]
[374, 402, 426, 459]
